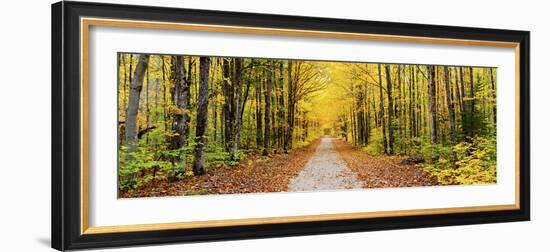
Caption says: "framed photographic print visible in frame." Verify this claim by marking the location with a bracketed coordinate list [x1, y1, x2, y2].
[52, 1, 530, 250]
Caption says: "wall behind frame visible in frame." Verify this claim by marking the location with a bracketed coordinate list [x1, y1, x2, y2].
[0, 0, 545, 251]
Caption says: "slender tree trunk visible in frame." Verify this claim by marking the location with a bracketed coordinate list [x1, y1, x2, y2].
[284, 60, 293, 152]
[154, 79, 159, 123]
[145, 63, 150, 143]
[230, 58, 243, 161]
[120, 54, 127, 120]
[161, 56, 168, 132]
[210, 59, 218, 142]
[363, 86, 371, 144]
[193, 57, 211, 175]
[490, 68, 497, 128]
[255, 72, 263, 148]
[409, 65, 416, 138]
[271, 68, 278, 147]
[356, 95, 364, 145]
[427, 65, 438, 148]
[469, 66, 476, 138]
[459, 67, 468, 138]
[263, 62, 272, 155]
[127, 54, 133, 111]
[222, 58, 233, 151]
[453, 67, 463, 116]
[213, 96, 218, 142]
[385, 64, 394, 154]
[402, 65, 407, 142]
[377, 64, 388, 154]
[444, 67, 456, 139]
[119, 54, 127, 145]
[351, 106, 356, 145]
[444, 66, 458, 164]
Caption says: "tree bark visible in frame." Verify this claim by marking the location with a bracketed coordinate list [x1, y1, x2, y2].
[377, 64, 388, 154]
[263, 61, 272, 155]
[277, 62, 285, 150]
[167, 56, 191, 181]
[469, 67, 475, 138]
[230, 58, 243, 161]
[444, 67, 456, 139]
[125, 54, 149, 152]
[193, 57, 211, 175]
[255, 71, 263, 148]
[453, 67, 463, 115]
[490, 68, 497, 128]
[427, 65, 438, 147]
[444, 66, 457, 164]
[385, 64, 394, 154]
[284, 60, 294, 152]
[409, 65, 416, 138]
[222, 58, 233, 151]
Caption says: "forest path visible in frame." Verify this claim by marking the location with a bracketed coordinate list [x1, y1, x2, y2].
[287, 137, 363, 191]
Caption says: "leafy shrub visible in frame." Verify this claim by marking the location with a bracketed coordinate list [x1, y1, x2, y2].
[422, 136, 496, 185]
[452, 136, 496, 184]
[363, 128, 384, 155]
[118, 128, 190, 190]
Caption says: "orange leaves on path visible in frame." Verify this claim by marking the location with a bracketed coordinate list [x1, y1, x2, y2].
[120, 139, 321, 198]
[333, 140, 437, 188]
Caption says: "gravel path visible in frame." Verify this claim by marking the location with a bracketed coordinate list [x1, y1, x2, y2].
[288, 137, 363, 192]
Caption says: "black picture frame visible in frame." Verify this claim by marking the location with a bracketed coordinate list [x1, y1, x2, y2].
[52, 1, 530, 251]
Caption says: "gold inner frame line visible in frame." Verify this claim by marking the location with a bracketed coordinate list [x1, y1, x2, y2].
[80, 17, 521, 235]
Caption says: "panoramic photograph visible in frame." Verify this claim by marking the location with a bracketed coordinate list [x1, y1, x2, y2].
[117, 53, 497, 198]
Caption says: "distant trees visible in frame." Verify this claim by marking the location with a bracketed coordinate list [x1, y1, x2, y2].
[339, 63, 497, 184]
[341, 63, 496, 151]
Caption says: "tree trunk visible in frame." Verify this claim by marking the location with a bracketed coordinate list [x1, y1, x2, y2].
[365, 87, 371, 144]
[397, 65, 404, 140]
[444, 66, 458, 164]
[167, 56, 191, 181]
[284, 60, 294, 152]
[161, 56, 169, 132]
[210, 59, 218, 142]
[263, 61, 272, 155]
[453, 67, 463, 116]
[125, 54, 149, 152]
[444, 66, 456, 141]
[385, 64, 394, 154]
[427, 65, 438, 148]
[193, 57, 211, 175]
[377, 64, 388, 154]
[145, 63, 150, 143]
[255, 72, 263, 148]
[222, 58, 233, 151]
[409, 65, 416, 138]
[490, 68, 497, 128]
[459, 67, 468, 138]
[469, 67, 475, 138]
[119, 54, 127, 146]
[230, 58, 243, 161]
[120, 54, 127, 121]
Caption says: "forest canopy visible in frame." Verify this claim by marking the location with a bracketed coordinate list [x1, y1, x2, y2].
[117, 53, 497, 194]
